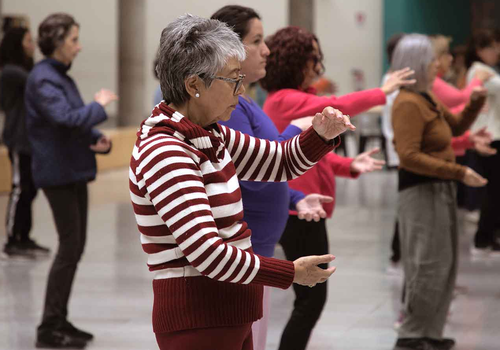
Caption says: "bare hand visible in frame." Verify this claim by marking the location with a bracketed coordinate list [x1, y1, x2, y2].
[90, 135, 112, 153]
[381, 67, 416, 95]
[470, 86, 487, 102]
[474, 69, 494, 83]
[469, 127, 497, 156]
[293, 254, 336, 287]
[296, 194, 333, 222]
[312, 107, 356, 141]
[462, 167, 487, 187]
[350, 148, 386, 173]
[94, 89, 118, 107]
[291, 116, 314, 131]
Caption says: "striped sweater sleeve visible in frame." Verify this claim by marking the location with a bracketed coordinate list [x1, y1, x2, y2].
[219, 125, 336, 181]
[133, 137, 294, 289]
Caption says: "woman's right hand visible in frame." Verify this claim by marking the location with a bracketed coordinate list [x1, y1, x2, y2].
[291, 116, 314, 131]
[462, 167, 488, 187]
[381, 67, 416, 95]
[474, 69, 494, 83]
[293, 254, 336, 287]
[95, 89, 118, 107]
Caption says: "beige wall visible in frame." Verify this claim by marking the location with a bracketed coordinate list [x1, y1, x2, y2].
[315, 0, 383, 96]
[144, 0, 288, 113]
[2, 0, 118, 117]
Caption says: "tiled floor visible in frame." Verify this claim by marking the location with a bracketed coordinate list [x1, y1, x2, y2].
[0, 169, 499, 350]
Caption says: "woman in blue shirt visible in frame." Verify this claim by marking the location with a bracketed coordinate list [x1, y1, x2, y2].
[211, 6, 333, 350]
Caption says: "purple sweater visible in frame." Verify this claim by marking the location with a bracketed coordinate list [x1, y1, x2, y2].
[219, 96, 304, 257]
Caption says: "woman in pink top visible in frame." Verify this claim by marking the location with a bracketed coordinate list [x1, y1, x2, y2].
[260, 26, 414, 350]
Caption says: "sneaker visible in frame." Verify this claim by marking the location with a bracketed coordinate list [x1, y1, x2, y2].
[2, 242, 36, 260]
[394, 310, 406, 330]
[424, 337, 456, 350]
[61, 322, 94, 342]
[470, 245, 490, 258]
[21, 239, 51, 256]
[387, 261, 403, 276]
[36, 330, 87, 349]
[394, 338, 432, 350]
[464, 210, 480, 223]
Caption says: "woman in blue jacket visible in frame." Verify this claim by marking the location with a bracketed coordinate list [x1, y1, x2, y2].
[25, 13, 117, 349]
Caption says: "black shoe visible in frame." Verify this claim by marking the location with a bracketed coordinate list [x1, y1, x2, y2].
[61, 322, 94, 342]
[36, 330, 87, 349]
[21, 238, 51, 256]
[424, 337, 456, 349]
[394, 338, 432, 350]
[3, 242, 36, 259]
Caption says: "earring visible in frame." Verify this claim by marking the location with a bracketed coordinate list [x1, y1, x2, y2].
[195, 92, 200, 98]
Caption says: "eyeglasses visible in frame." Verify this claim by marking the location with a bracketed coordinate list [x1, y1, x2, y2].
[213, 74, 246, 95]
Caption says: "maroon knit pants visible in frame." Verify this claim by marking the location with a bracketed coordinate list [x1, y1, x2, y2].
[155, 323, 253, 350]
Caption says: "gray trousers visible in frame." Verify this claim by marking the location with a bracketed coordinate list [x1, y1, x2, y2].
[397, 181, 458, 340]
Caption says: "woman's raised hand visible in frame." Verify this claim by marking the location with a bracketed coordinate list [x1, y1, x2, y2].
[381, 67, 416, 95]
[474, 69, 494, 83]
[470, 86, 487, 102]
[94, 89, 118, 107]
[291, 116, 314, 131]
[312, 107, 355, 141]
[293, 254, 336, 288]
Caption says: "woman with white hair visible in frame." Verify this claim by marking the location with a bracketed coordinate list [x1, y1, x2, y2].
[391, 34, 487, 350]
[129, 14, 353, 350]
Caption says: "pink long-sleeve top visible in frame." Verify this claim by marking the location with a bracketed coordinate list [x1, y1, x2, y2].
[263, 87, 387, 217]
[432, 76, 483, 156]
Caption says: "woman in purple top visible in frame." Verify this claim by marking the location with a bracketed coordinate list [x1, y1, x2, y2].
[211, 6, 333, 350]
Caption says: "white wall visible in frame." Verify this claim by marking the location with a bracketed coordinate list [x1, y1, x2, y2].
[144, 0, 288, 111]
[315, 0, 383, 95]
[2, 0, 118, 117]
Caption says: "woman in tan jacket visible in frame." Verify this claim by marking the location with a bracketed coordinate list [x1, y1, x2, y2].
[391, 34, 488, 350]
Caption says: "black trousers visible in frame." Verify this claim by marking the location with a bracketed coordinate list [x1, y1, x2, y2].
[474, 141, 500, 248]
[5, 151, 37, 244]
[456, 150, 485, 211]
[38, 182, 88, 333]
[278, 216, 328, 350]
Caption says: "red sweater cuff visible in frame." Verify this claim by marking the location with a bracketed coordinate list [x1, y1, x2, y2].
[299, 126, 338, 162]
[252, 256, 294, 289]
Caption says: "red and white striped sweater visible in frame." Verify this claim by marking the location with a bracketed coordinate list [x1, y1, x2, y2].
[129, 103, 336, 333]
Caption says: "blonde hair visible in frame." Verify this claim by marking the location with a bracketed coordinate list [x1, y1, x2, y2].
[430, 35, 451, 57]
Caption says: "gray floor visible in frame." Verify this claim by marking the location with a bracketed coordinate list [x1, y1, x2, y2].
[0, 169, 499, 350]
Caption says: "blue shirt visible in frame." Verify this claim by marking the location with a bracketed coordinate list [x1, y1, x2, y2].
[220, 96, 304, 257]
[25, 58, 106, 188]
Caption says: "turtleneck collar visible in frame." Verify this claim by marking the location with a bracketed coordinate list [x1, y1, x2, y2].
[138, 102, 224, 162]
[44, 57, 72, 74]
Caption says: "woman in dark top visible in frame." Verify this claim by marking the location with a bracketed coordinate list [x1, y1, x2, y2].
[0, 27, 50, 258]
[25, 13, 117, 349]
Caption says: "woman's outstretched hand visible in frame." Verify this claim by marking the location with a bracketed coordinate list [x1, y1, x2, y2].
[381, 67, 416, 95]
[312, 106, 355, 141]
[296, 194, 333, 222]
[293, 254, 336, 288]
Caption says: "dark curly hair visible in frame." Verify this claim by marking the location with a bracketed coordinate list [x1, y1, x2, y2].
[38, 13, 79, 57]
[260, 26, 322, 92]
[465, 29, 496, 68]
[0, 27, 33, 70]
[210, 5, 261, 40]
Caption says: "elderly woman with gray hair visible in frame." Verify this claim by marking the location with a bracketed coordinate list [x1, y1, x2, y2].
[129, 14, 354, 350]
[391, 34, 487, 350]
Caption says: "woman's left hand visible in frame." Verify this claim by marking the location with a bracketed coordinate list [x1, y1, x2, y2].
[470, 86, 487, 102]
[296, 194, 334, 222]
[90, 135, 112, 153]
[469, 127, 497, 156]
[350, 148, 386, 174]
[312, 107, 356, 141]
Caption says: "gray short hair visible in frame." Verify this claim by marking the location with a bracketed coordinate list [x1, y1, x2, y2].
[391, 34, 435, 92]
[156, 14, 246, 106]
